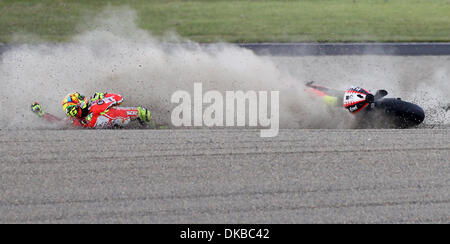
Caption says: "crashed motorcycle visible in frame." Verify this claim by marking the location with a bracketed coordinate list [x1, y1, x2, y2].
[306, 82, 425, 128]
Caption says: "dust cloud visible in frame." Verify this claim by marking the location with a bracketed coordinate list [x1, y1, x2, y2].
[0, 7, 350, 129]
[0, 7, 447, 129]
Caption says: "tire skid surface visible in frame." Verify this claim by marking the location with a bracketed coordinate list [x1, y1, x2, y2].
[0, 129, 449, 223]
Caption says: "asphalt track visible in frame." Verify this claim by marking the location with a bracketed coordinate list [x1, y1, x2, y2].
[0, 128, 449, 224]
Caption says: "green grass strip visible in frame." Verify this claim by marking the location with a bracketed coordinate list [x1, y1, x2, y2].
[1, 0, 449, 43]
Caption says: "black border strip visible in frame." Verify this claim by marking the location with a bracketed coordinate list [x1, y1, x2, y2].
[1, 42, 449, 56]
[238, 42, 450, 56]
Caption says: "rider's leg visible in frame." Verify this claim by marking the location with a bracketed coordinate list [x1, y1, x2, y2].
[137, 107, 156, 128]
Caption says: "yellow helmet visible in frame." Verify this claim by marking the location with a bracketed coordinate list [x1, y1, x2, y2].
[62, 92, 87, 117]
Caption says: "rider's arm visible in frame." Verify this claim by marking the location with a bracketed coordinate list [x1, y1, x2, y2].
[31, 102, 85, 127]
[31, 102, 63, 123]
[90, 92, 107, 102]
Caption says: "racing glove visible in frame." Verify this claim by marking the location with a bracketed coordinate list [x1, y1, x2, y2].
[91, 92, 106, 102]
[31, 102, 45, 117]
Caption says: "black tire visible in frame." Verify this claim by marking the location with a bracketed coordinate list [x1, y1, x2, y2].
[375, 98, 425, 128]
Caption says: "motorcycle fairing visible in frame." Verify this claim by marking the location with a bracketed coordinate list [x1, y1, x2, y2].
[343, 86, 371, 114]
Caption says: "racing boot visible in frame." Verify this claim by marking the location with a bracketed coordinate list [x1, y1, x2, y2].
[137, 106, 156, 128]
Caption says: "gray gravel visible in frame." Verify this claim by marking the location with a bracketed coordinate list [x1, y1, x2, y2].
[0, 128, 448, 223]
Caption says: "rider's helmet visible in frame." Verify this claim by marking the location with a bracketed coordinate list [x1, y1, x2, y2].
[343, 86, 374, 114]
[62, 92, 88, 117]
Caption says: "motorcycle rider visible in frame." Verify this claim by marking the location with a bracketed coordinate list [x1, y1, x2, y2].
[31, 92, 153, 128]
